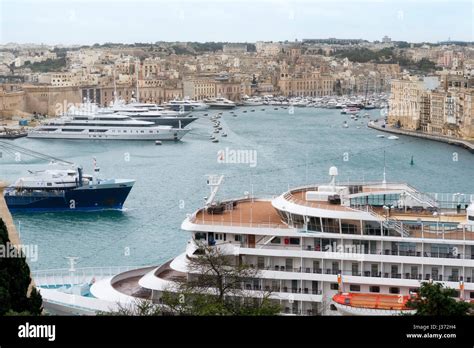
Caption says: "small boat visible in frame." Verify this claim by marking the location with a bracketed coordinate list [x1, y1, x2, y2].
[261, 109, 265, 111]
[221, 132, 227, 137]
[388, 135, 399, 140]
[209, 135, 215, 139]
[212, 138, 219, 143]
[233, 114, 237, 117]
[274, 108, 278, 110]
[203, 113, 208, 116]
[155, 140, 162, 145]
[243, 110, 247, 113]
[213, 129, 219, 133]
[376, 134, 385, 138]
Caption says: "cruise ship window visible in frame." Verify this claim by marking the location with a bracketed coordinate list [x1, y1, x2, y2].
[389, 287, 400, 294]
[369, 286, 380, 293]
[289, 238, 300, 245]
[271, 237, 281, 244]
[330, 283, 338, 290]
[194, 232, 206, 241]
[349, 285, 360, 292]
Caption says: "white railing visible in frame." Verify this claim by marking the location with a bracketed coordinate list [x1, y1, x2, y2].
[32, 266, 143, 286]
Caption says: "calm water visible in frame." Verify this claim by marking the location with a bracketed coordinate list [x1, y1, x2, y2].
[1, 107, 473, 270]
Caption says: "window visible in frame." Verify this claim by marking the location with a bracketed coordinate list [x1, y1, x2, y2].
[194, 232, 206, 240]
[349, 284, 360, 292]
[470, 292, 474, 299]
[257, 256, 265, 269]
[289, 238, 300, 245]
[271, 237, 281, 244]
[369, 286, 380, 293]
[234, 235, 241, 242]
[330, 283, 339, 290]
[389, 287, 400, 294]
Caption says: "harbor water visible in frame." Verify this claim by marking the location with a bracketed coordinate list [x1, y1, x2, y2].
[1, 107, 473, 270]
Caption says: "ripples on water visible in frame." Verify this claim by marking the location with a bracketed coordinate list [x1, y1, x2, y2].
[1, 108, 473, 270]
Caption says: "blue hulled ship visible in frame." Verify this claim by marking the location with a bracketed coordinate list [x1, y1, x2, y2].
[4, 167, 134, 212]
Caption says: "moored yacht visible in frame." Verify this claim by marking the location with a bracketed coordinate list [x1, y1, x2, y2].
[28, 113, 190, 141]
[205, 97, 236, 109]
[165, 98, 210, 111]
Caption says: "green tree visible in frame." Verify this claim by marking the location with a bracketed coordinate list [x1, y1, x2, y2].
[160, 243, 281, 316]
[406, 282, 472, 316]
[0, 218, 42, 315]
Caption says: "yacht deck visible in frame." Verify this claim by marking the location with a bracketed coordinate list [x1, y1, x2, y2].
[193, 200, 287, 228]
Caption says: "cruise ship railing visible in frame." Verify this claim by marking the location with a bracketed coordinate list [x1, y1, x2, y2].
[32, 266, 140, 286]
[253, 265, 473, 283]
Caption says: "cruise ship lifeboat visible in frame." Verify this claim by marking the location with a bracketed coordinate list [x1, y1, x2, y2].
[332, 292, 416, 316]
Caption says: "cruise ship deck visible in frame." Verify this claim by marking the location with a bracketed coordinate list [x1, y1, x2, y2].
[193, 200, 288, 228]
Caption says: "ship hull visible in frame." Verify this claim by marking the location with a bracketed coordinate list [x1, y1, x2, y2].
[5, 185, 133, 212]
[27, 128, 189, 141]
[208, 104, 236, 109]
[133, 117, 197, 128]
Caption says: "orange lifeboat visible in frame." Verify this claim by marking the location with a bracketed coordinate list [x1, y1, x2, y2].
[332, 292, 416, 316]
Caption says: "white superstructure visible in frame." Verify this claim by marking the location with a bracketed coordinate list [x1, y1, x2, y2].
[34, 167, 474, 315]
[28, 113, 189, 141]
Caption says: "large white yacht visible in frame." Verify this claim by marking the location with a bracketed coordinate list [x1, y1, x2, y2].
[165, 98, 210, 111]
[33, 167, 474, 315]
[28, 113, 190, 141]
[205, 97, 236, 109]
[103, 100, 197, 128]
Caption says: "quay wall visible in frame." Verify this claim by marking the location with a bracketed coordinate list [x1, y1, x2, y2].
[368, 120, 474, 153]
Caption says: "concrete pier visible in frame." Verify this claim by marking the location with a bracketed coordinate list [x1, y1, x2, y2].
[368, 119, 474, 153]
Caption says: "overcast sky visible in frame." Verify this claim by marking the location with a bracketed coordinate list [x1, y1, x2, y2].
[0, 0, 473, 45]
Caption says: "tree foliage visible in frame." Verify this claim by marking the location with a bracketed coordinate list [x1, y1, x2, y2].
[24, 57, 67, 73]
[406, 282, 472, 316]
[0, 218, 42, 315]
[160, 243, 281, 316]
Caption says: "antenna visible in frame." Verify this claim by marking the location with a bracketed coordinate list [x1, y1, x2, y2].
[64, 256, 79, 272]
[205, 175, 224, 207]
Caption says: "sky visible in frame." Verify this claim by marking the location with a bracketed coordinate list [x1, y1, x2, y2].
[0, 0, 473, 45]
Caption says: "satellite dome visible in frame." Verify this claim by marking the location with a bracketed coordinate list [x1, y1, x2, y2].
[329, 166, 338, 176]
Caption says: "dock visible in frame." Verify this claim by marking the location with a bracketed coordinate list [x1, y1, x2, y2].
[368, 119, 474, 153]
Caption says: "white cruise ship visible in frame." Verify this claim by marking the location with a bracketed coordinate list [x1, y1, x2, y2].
[33, 167, 474, 315]
[28, 113, 190, 141]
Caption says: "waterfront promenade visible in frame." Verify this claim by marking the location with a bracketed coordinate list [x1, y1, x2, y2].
[369, 119, 474, 153]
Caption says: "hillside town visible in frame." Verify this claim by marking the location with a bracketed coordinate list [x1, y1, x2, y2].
[1, 38, 473, 140]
